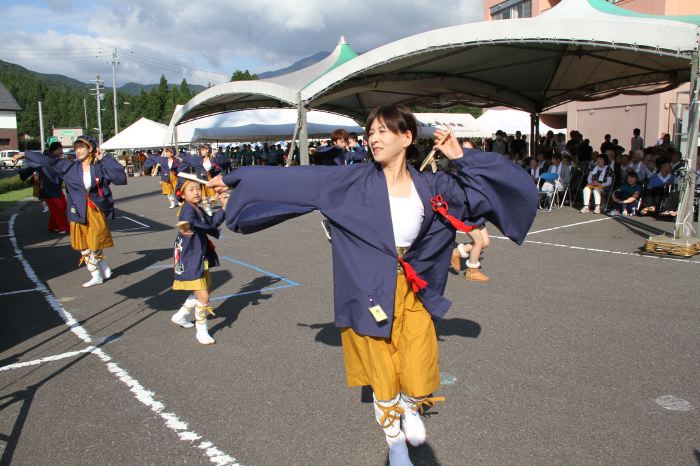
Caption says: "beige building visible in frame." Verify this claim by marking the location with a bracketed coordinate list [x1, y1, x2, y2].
[483, 0, 699, 149]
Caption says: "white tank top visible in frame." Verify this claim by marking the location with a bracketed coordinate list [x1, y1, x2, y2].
[203, 158, 212, 171]
[83, 170, 92, 191]
[389, 183, 424, 248]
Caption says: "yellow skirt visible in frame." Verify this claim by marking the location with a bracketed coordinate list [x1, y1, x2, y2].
[70, 202, 114, 251]
[341, 275, 440, 400]
[161, 171, 178, 195]
[173, 260, 211, 291]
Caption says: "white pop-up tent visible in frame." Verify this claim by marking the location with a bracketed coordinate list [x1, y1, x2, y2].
[414, 113, 489, 138]
[101, 117, 168, 150]
[177, 108, 362, 143]
[476, 109, 563, 136]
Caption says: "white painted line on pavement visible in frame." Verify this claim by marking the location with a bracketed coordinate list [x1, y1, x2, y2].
[527, 216, 613, 235]
[113, 215, 151, 232]
[8, 213, 239, 466]
[489, 235, 700, 265]
[655, 395, 693, 411]
[0, 346, 96, 372]
[0, 288, 38, 296]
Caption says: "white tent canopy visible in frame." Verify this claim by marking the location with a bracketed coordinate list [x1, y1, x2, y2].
[301, 0, 698, 118]
[177, 108, 362, 143]
[168, 36, 358, 130]
[414, 113, 489, 138]
[102, 117, 168, 150]
[476, 109, 563, 136]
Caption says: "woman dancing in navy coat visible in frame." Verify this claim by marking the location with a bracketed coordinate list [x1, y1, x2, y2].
[208, 105, 537, 465]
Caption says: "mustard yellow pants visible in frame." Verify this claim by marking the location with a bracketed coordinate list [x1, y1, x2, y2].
[341, 275, 440, 400]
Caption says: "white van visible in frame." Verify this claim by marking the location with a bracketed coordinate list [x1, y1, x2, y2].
[0, 150, 23, 169]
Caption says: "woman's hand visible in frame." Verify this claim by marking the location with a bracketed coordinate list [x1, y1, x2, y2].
[207, 175, 228, 193]
[12, 152, 25, 164]
[95, 148, 104, 161]
[433, 128, 463, 160]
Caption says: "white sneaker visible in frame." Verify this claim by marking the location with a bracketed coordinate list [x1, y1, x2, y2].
[607, 210, 620, 217]
[593, 206, 601, 214]
[580, 206, 590, 213]
[171, 307, 194, 328]
[82, 270, 103, 288]
[399, 395, 427, 447]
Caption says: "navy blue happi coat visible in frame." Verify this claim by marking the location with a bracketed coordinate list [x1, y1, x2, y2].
[222, 149, 538, 338]
[24, 151, 127, 224]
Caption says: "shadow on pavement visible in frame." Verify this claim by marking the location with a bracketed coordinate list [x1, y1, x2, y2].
[209, 275, 278, 336]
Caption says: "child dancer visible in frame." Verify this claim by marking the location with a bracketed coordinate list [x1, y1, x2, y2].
[14, 136, 126, 287]
[178, 144, 230, 215]
[170, 176, 228, 345]
[208, 105, 537, 465]
[143, 147, 184, 208]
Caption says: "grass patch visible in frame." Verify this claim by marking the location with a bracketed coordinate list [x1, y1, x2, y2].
[0, 186, 33, 211]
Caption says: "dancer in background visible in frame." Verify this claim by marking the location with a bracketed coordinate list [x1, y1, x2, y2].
[178, 143, 230, 215]
[208, 104, 537, 465]
[144, 147, 184, 209]
[14, 136, 127, 287]
[450, 224, 491, 282]
[170, 176, 228, 345]
[18, 141, 69, 234]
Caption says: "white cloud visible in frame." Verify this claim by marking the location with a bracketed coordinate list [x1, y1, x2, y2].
[0, 0, 485, 86]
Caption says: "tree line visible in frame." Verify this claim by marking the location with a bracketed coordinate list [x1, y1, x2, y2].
[0, 67, 195, 150]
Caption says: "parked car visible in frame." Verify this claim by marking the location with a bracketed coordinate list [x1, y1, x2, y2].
[0, 150, 24, 169]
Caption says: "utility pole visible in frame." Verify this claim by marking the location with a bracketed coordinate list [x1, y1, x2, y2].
[111, 48, 119, 135]
[90, 75, 104, 145]
[83, 98, 88, 133]
[38, 101, 45, 152]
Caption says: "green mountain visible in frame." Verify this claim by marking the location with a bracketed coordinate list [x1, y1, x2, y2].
[0, 59, 88, 89]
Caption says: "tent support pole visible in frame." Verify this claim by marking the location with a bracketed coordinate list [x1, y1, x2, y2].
[299, 105, 309, 166]
[530, 112, 539, 158]
[674, 46, 700, 239]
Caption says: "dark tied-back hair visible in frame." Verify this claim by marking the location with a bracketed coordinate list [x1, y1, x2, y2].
[364, 104, 420, 162]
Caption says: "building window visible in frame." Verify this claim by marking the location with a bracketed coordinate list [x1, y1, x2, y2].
[491, 0, 532, 20]
[0, 139, 10, 147]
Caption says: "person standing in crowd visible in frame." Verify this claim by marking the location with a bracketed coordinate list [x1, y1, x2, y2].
[14, 136, 127, 287]
[491, 130, 507, 155]
[580, 154, 613, 214]
[143, 147, 183, 209]
[579, 138, 593, 166]
[170, 177, 228, 345]
[600, 134, 616, 154]
[206, 104, 537, 466]
[18, 141, 69, 233]
[510, 131, 527, 158]
[630, 128, 644, 152]
[179, 143, 231, 215]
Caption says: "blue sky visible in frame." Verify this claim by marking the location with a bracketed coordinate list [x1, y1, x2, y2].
[1, 0, 484, 86]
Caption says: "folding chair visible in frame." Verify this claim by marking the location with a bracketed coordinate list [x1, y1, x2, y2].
[537, 172, 560, 211]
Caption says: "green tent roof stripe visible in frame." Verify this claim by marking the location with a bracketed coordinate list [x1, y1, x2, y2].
[303, 42, 358, 89]
[588, 0, 700, 27]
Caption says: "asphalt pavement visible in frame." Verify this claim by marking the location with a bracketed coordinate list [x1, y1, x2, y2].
[0, 176, 698, 465]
